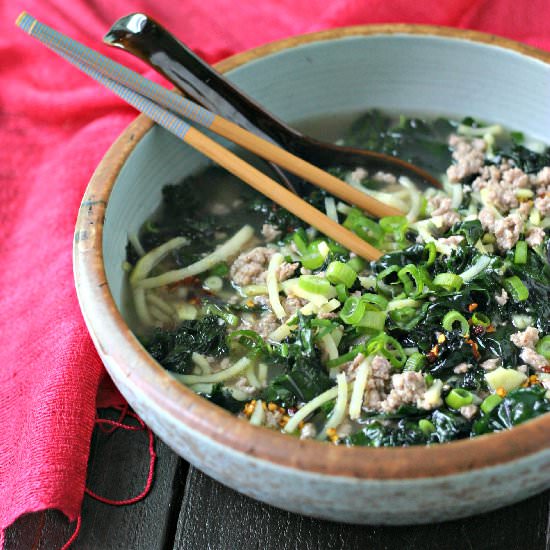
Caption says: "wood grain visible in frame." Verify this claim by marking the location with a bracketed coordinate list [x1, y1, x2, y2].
[175, 467, 550, 550]
[5, 410, 186, 550]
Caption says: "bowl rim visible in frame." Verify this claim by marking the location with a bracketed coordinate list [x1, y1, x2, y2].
[74, 24, 550, 480]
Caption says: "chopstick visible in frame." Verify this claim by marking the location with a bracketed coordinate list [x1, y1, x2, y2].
[16, 12, 402, 221]
[16, 12, 385, 261]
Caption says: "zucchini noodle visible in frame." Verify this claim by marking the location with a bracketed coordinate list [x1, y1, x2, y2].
[267, 253, 286, 320]
[349, 359, 369, 420]
[130, 236, 189, 285]
[136, 225, 254, 289]
[324, 196, 338, 222]
[283, 385, 339, 433]
[175, 357, 251, 385]
[146, 293, 176, 316]
[133, 287, 153, 326]
[246, 364, 261, 389]
[128, 232, 146, 257]
[399, 176, 422, 222]
[249, 400, 266, 426]
[459, 255, 491, 282]
[322, 372, 349, 434]
[192, 353, 212, 374]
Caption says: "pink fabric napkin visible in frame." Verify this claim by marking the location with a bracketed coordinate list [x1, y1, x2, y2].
[1, 0, 549, 544]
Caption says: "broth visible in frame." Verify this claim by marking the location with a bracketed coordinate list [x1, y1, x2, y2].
[124, 109, 550, 447]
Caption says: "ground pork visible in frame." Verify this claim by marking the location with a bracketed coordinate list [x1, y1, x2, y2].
[372, 171, 397, 185]
[517, 200, 533, 217]
[478, 207, 497, 233]
[526, 226, 546, 247]
[234, 376, 256, 396]
[230, 247, 275, 286]
[427, 196, 461, 230]
[264, 408, 283, 429]
[363, 355, 392, 410]
[520, 348, 549, 371]
[437, 235, 465, 248]
[446, 134, 486, 182]
[380, 371, 427, 413]
[343, 353, 365, 381]
[460, 404, 479, 420]
[453, 362, 472, 374]
[336, 421, 354, 439]
[261, 223, 282, 243]
[254, 311, 280, 339]
[536, 167, 550, 186]
[502, 167, 530, 189]
[300, 423, 317, 439]
[348, 167, 368, 185]
[534, 194, 550, 216]
[282, 295, 306, 316]
[480, 358, 501, 371]
[494, 214, 523, 250]
[494, 288, 509, 306]
[472, 163, 534, 213]
[277, 262, 299, 281]
[510, 326, 540, 349]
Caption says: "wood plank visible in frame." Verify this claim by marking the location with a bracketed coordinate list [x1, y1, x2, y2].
[5, 410, 186, 549]
[175, 467, 550, 550]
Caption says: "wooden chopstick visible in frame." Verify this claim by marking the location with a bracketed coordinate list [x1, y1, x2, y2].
[16, 12, 402, 220]
[16, 12, 384, 260]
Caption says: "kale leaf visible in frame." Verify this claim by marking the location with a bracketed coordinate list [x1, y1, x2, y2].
[199, 383, 246, 414]
[494, 144, 550, 174]
[262, 314, 332, 407]
[345, 419, 428, 447]
[429, 410, 472, 443]
[472, 386, 550, 435]
[341, 110, 454, 175]
[143, 315, 228, 374]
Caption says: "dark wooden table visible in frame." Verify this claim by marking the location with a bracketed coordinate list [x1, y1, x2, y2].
[6, 409, 550, 549]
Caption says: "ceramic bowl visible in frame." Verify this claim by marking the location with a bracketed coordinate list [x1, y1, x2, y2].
[74, 25, 550, 524]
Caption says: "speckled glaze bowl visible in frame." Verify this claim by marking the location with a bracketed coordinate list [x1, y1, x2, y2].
[74, 26, 550, 524]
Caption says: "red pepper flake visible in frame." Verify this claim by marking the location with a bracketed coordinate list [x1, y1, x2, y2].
[468, 303, 478, 312]
[540, 365, 550, 374]
[465, 338, 481, 360]
[182, 276, 202, 286]
[486, 325, 496, 333]
[471, 325, 485, 337]
[426, 344, 439, 363]
[188, 296, 201, 306]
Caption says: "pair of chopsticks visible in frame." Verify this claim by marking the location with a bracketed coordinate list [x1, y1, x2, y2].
[16, 12, 400, 261]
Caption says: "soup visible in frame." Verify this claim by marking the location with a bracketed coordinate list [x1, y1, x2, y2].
[124, 110, 550, 447]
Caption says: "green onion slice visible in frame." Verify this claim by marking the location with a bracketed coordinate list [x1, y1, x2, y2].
[366, 333, 407, 368]
[535, 335, 550, 360]
[398, 264, 425, 297]
[445, 388, 474, 409]
[433, 272, 463, 292]
[298, 275, 333, 297]
[404, 352, 426, 372]
[471, 312, 491, 327]
[442, 310, 470, 336]
[514, 241, 527, 264]
[326, 261, 357, 288]
[503, 276, 529, 302]
[418, 419, 435, 435]
[480, 394, 503, 414]
[423, 242, 437, 266]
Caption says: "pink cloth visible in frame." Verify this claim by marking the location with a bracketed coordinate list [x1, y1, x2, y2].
[1, 0, 549, 543]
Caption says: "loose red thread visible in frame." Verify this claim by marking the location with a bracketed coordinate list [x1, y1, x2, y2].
[85, 409, 157, 505]
[62, 408, 157, 548]
[61, 515, 81, 550]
